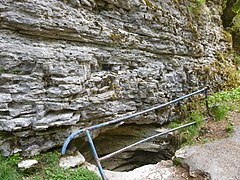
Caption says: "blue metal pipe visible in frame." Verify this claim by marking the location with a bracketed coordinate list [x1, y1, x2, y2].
[99, 121, 196, 161]
[61, 87, 207, 155]
[85, 130, 107, 180]
[62, 129, 85, 154]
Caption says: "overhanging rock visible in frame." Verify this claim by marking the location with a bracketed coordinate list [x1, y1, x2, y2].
[0, 0, 234, 156]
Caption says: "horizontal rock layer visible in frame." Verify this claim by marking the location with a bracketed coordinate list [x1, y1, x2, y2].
[0, 0, 232, 156]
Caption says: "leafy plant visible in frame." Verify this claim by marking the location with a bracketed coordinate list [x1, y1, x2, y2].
[209, 87, 240, 114]
[172, 157, 182, 166]
[226, 121, 234, 133]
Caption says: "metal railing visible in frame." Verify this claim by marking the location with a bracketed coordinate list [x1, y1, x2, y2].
[61, 87, 209, 180]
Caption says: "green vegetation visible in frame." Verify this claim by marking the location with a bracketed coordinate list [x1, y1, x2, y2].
[0, 65, 5, 74]
[0, 65, 21, 75]
[0, 151, 101, 180]
[209, 87, 240, 112]
[232, 1, 240, 29]
[168, 87, 240, 146]
[211, 105, 229, 121]
[172, 157, 182, 166]
[226, 121, 234, 133]
[235, 54, 240, 66]
[196, 0, 205, 6]
[187, 0, 205, 13]
[168, 111, 204, 146]
[0, 154, 22, 180]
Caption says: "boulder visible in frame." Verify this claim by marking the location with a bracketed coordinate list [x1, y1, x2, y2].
[59, 151, 85, 168]
[18, 159, 38, 170]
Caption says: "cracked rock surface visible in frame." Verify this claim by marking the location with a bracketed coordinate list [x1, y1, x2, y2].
[0, 0, 234, 156]
[175, 127, 240, 180]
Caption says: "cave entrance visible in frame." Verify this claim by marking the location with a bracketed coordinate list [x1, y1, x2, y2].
[64, 87, 208, 176]
[74, 123, 180, 172]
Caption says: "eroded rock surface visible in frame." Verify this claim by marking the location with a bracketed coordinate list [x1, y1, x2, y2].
[85, 160, 192, 180]
[59, 151, 85, 168]
[175, 127, 240, 180]
[0, 0, 234, 156]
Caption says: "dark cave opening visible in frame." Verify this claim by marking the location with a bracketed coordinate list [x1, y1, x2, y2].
[73, 124, 180, 172]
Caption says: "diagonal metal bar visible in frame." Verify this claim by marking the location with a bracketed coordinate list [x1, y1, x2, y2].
[85, 130, 107, 180]
[61, 87, 207, 155]
[99, 121, 196, 161]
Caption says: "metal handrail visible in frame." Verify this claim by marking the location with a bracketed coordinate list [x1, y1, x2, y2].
[61, 87, 209, 180]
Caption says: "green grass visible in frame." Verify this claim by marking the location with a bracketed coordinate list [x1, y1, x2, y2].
[209, 87, 240, 120]
[0, 151, 101, 180]
[0, 154, 23, 180]
[168, 112, 204, 146]
[211, 105, 229, 121]
[168, 87, 240, 146]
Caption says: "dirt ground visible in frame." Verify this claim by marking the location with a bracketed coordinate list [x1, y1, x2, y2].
[200, 110, 240, 140]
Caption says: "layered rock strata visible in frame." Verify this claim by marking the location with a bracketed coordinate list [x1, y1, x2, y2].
[0, 0, 232, 156]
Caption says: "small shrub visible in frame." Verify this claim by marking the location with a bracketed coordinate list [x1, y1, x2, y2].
[211, 105, 228, 121]
[226, 121, 234, 133]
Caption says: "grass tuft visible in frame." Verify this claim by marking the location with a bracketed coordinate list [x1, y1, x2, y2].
[0, 151, 101, 180]
[211, 105, 229, 121]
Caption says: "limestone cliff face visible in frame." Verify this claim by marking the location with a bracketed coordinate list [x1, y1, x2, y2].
[0, 0, 232, 156]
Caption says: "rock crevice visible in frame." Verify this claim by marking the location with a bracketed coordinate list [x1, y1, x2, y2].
[0, 0, 233, 156]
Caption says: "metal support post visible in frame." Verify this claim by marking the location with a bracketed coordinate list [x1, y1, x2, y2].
[204, 87, 210, 116]
[85, 130, 107, 180]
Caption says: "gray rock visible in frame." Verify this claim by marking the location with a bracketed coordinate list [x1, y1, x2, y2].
[59, 151, 85, 168]
[0, 0, 235, 156]
[175, 127, 240, 180]
[0, 94, 12, 103]
[85, 160, 190, 180]
[18, 159, 38, 170]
